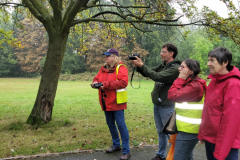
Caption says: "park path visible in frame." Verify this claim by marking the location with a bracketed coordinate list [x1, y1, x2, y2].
[1, 143, 211, 160]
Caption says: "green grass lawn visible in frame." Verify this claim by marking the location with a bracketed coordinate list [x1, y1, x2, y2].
[0, 78, 158, 158]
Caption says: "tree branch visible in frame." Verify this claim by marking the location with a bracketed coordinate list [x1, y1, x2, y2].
[92, 11, 127, 19]
[51, 0, 62, 27]
[62, 0, 75, 26]
[72, 18, 207, 27]
[23, 0, 53, 25]
[130, 23, 152, 33]
[22, 0, 54, 35]
[163, 15, 184, 22]
[87, 4, 150, 9]
[87, 0, 100, 6]
[0, 3, 25, 7]
[29, 0, 53, 22]
[91, 11, 184, 22]
[77, 3, 150, 14]
[62, 0, 89, 33]
[22, 0, 42, 21]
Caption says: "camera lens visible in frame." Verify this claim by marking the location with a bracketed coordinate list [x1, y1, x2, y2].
[128, 53, 140, 60]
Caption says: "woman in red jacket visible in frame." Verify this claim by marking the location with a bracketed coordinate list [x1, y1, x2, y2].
[198, 47, 240, 160]
[91, 48, 130, 160]
[168, 59, 207, 160]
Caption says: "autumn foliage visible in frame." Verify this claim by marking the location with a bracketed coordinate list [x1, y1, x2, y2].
[14, 18, 48, 73]
[83, 22, 150, 72]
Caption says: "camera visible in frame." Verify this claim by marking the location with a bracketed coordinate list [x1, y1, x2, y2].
[91, 82, 103, 88]
[128, 53, 140, 60]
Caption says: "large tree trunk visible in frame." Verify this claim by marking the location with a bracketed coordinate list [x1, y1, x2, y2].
[27, 32, 68, 125]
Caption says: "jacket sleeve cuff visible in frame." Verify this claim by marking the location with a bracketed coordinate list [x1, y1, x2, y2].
[102, 81, 110, 89]
[139, 64, 145, 69]
[197, 134, 203, 140]
[213, 152, 224, 160]
[137, 64, 145, 72]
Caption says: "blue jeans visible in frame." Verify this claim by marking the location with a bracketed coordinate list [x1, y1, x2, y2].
[205, 141, 239, 160]
[174, 131, 199, 160]
[154, 104, 175, 158]
[104, 110, 130, 154]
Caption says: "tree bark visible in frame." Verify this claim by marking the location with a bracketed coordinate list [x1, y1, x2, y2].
[27, 32, 69, 125]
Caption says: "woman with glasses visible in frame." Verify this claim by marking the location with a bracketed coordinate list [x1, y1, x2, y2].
[91, 48, 131, 160]
[167, 59, 207, 160]
[198, 47, 240, 160]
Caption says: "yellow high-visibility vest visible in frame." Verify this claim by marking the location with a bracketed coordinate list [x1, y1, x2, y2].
[175, 102, 203, 134]
[115, 64, 127, 104]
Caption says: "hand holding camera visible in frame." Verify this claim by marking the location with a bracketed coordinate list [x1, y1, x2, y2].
[91, 82, 103, 89]
[128, 53, 140, 60]
[129, 53, 143, 67]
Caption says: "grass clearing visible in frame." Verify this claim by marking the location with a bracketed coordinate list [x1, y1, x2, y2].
[0, 78, 157, 158]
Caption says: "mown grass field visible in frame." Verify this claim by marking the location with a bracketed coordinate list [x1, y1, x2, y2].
[0, 78, 158, 158]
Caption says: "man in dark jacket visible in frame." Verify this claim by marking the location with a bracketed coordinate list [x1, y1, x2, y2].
[131, 44, 181, 160]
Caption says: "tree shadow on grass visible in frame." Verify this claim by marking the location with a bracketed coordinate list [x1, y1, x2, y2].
[8, 121, 25, 130]
[1, 119, 75, 132]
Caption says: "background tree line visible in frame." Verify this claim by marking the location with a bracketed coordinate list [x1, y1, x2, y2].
[1, 13, 240, 77]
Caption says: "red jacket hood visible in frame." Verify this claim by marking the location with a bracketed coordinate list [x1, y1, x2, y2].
[207, 66, 240, 82]
[194, 76, 207, 90]
[185, 76, 207, 92]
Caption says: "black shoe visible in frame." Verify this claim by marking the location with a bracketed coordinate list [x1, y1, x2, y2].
[106, 146, 121, 153]
[151, 154, 166, 160]
[120, 153, 131, 160]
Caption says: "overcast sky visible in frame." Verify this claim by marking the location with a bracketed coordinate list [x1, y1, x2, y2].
[196, 0, 240, 18]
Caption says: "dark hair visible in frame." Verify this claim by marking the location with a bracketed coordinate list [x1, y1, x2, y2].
[184, 59, 201, 78]
[162, 43, 178, 58]
[208, 47, 232, 71]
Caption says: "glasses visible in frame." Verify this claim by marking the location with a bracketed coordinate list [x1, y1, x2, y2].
[179, 65, 188, 69]
[161, 51, 168, 54]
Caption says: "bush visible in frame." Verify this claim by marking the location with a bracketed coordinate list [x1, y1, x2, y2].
[59, 72, 97, 81]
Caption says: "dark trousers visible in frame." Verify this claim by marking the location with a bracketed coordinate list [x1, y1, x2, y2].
[205, 140, 238, 160]
[174, 132, 199, 160]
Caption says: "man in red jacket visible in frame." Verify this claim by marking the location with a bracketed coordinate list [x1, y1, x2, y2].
[198, 47, 240, 160]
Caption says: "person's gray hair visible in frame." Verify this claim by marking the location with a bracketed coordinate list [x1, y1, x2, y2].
[208, 47, 232, 71]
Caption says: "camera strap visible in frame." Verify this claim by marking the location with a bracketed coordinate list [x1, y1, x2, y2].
[130, 67, 140, 89]
[101, 89, 107, 111]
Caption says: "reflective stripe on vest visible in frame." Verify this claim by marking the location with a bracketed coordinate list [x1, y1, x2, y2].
[175, 103, 203, 110]
[176, 115, 201, 124]
[175, 102, 203, 134]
